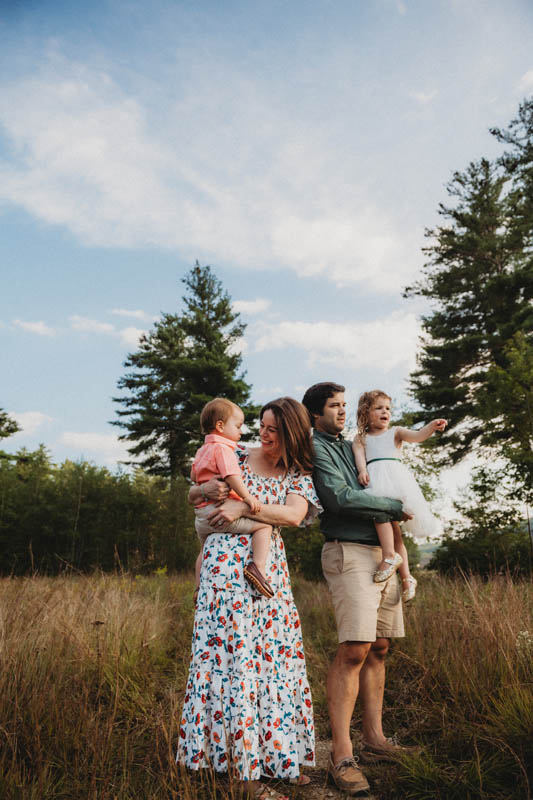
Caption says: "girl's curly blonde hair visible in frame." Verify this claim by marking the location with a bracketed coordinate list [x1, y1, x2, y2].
[357, 390, 392, 440]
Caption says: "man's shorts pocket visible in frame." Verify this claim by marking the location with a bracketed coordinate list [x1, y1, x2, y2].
[321, 541, 344, 576]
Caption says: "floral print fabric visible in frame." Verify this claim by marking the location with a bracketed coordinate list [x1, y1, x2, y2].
[178, 447, 320, 781]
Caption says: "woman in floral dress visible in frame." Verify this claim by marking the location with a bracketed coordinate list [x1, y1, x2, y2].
[178, 397, 321, 799]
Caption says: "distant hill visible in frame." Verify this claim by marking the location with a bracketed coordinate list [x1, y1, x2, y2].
[418, 541, 440, 567]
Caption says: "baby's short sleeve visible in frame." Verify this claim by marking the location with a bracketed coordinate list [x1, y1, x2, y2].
[213, 444, 242, 479]
[287, 472, 323, 526]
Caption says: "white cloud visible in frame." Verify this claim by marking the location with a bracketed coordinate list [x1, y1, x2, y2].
[59, 431, 131, 464]
[409, 90, 438, 106]
[109, 308, 156, 322]
[13, 319, 56, 336]
[233, 298, 271, 315]
[70, 315, 115, 334]
[0, 56, 420, 292]
[254, 311, 421, 372]
[10, 410, 53, 434]
[69, 315, 144, 347]
[516, 69, 533, 94]
[117, 326, 146, 347]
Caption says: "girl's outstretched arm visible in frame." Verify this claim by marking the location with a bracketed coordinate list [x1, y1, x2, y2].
[395, 419, 447, 445]
[352, 435, 370, 485]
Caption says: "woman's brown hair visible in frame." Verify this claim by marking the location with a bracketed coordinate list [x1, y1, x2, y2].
[260, 397, 314, 475]
[356, 390, 392, 440]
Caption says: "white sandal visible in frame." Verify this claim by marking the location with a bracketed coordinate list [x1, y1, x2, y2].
[402, 575, 417, 602]
[373, 553, 403, 583]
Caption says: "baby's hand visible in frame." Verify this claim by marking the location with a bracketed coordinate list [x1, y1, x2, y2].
[244, 494, 261, 514]
[358, 470, 370, 486]
[432, 418, 447, 432]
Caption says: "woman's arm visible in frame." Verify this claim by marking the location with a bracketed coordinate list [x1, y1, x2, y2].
[188, 478, 230, 506]
[395, 419, 447, 445]
[207, 492, 309, 529]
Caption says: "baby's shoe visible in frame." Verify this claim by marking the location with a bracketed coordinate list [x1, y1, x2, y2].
[402, 575, 417, 602]
[373, 553, 403, 583]
[244, 561, 274, 598]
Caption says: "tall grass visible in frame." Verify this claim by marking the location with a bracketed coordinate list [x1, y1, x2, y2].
[380, 573, 533, 799]
[0, 572, 530, 798]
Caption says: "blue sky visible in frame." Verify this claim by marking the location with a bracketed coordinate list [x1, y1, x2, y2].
[1, 0, 532, 493]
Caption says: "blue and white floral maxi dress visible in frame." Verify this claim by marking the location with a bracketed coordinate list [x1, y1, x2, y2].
[178, 447, 321, 782]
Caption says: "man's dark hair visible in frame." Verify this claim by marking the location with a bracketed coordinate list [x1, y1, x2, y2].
[301, 382, 345, 426]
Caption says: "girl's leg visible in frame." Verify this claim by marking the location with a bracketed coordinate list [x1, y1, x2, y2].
[374, 521, 396, 572]
[392, 522, 418, 601]
[392, 521, 410, 582]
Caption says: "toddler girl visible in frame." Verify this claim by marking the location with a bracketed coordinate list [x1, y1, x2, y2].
[353, 390, 446, 601]
[192, 397, 274, 598]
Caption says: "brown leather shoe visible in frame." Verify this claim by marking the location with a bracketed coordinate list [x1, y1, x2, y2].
[243, 562, 274, 598]
[360, 737, 422, 763]
[327, 754, 369, 795]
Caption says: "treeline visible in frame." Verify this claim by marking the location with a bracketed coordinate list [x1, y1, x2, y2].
[0, 445, 330, 578]
[0, 447, 198, 575]
[0, 445, 425, 578]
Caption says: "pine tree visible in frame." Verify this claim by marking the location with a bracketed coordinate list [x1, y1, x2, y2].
[405, 153, 533, 470]
[113, 263, 257, 482]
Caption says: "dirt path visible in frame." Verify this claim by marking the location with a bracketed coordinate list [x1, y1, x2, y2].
[277, 740, 380, 800]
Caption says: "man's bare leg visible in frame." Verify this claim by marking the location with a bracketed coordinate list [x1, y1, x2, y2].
[327, 641, 371, 762]
[359, 637, 389, 746]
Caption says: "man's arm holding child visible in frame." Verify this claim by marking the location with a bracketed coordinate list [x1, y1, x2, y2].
[313, 441, 407, 523]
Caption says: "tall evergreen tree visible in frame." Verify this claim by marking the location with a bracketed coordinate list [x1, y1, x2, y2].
[405, 127, 533, 480]
[113, 263, 257, 481]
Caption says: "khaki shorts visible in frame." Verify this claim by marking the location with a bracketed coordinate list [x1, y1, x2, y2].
[321, 540, 404, 643]
[194, 505, 261, 544]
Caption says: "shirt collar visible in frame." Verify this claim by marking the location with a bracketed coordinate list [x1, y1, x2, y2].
[204, 433, 237, 449]
[313, 428, 345, 443]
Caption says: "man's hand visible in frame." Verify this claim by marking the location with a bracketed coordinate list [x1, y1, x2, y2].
[358, 470, 370, 486]
[401, 511, 413, 522]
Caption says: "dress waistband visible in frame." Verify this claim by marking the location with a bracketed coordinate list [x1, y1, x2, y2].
[366, 457, 400, 465]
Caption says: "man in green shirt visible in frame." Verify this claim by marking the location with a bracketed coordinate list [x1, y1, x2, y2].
[302, 382, 417, 796]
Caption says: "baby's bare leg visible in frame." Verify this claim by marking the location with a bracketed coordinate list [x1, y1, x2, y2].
[250, 525, 273, 577]
[392, 521, 410, 581]
[195, 545, 204, 589]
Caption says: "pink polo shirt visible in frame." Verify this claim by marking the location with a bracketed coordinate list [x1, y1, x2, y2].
[192, 433, 242, 504]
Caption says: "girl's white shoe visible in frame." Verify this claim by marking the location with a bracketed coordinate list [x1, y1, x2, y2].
[402, 576, 417, 602]
[373, 553, 403, 583]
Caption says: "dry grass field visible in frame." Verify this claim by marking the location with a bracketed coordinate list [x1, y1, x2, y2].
[0, 571, 531, 799]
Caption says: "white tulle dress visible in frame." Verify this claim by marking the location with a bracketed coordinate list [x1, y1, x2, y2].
[364, 427, 440, 540]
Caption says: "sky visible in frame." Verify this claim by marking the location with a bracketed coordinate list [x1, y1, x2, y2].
[1, 0, 532, 509]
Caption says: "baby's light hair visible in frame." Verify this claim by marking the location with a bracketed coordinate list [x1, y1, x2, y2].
[357, 390, 392, 439]
[200, 397, 239, 435]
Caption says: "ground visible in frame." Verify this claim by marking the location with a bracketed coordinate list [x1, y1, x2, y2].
[273, 740, 381, 800]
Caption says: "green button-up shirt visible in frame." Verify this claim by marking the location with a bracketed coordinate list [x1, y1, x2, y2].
[312, 429, 404, 546]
